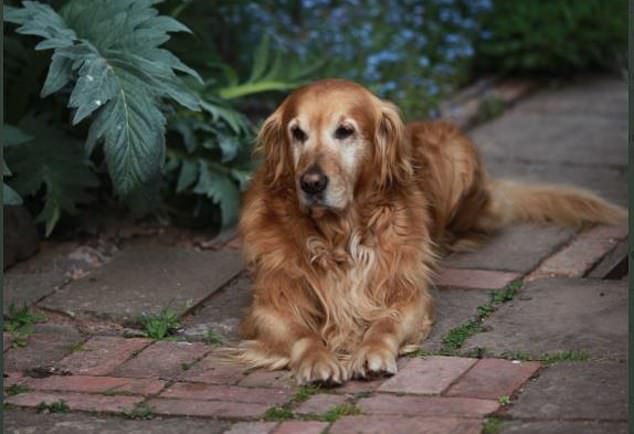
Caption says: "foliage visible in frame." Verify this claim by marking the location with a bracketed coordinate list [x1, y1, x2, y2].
[4, 303, 48, 347]
[138, 308, 180, 340]
[263, 406, 295, 421]
[5, 384, 30, 396]
[5, 117, 98, 236]
[204, 329, 224, 346]
[474, 0, 627, 75]
[123, 403, 155, 420]
[321, 403, 361, 422]
[37, 400, 70, 413]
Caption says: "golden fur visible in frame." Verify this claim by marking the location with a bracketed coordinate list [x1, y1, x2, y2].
[236, 79, 625, 385]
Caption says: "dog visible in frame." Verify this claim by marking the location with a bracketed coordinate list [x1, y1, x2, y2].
[235, 79, 625, 385]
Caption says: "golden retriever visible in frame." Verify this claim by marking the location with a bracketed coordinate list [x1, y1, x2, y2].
[236, 79, 625, 385]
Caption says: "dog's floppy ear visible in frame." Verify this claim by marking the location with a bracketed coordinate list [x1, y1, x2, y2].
[374, 100, 413, 188]
[255, 107, 290, 186]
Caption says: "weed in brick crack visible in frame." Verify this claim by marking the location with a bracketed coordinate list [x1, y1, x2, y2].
[101, 388, 118, 396]
[264, 405, 295, 421]
[440, 319, 484, 355]
[500, 350, 589, 365]
[482, 416, 503, 434]
[37, 400, 69, 413]
[204, 329, 224, 346]
[5, 383, 30, 396]
[498, 395, 511, 406]
[4, 304, 47, 347]
[68, 342, 85, 353]
[439, 280, 523, 355]
[138, 309, 180, 340]
[321, 403, 361, 422]
[293, 384, 321, 402]
[181, 362, 192, 371]
[540, 350, 589, 366]
[123, 403, 155, 420]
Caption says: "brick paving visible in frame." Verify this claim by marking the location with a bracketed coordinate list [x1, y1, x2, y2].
[4, 76, 627, 433]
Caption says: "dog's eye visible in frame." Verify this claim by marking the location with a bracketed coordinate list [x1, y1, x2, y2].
[291, 126, 307, 142]
[335, 125, 354, 140]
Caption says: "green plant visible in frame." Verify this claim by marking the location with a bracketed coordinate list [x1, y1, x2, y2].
[263, 405, 294, 421]
[204, 329, 224, 346]
[5, 384, 30, 396]
[4, 304, 48, 347]
[498, 395, 511, 406]
[138, 308, 180, 340]
[37, 399, 70, 413]
[123, 403, 155, 420]
[540, 350, 589, 366]
[293, 384, 321, 403]
[321, 403, 361, 422]
[475, 0, 627, 75]
[482, 417, 503, 434]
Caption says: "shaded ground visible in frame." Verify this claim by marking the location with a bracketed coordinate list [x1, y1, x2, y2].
[3, 75, 628, 434]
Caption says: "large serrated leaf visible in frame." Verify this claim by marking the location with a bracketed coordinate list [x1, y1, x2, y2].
[7, 0, 201, 196]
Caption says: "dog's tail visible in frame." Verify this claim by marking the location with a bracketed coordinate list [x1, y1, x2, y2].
[482, 179, 626, 230]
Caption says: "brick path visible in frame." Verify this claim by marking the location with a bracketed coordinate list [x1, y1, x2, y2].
[4, 76, 628, 433]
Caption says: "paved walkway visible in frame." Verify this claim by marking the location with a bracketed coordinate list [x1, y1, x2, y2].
[3, 75, 628, 433]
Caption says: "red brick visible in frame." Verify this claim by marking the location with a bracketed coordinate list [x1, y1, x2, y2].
[295, 393, 348, 415]
[147, 398, 269, 419]
[358, 394, 499, 417]
[332, 378, 385, 395]
[160, 382, 292, 406]
[25, 375, 166, 395]
[57, 336, 151, 375]
[534, 238, 617, 278]
[180, 352, 247, 385]
[6, 391, 142, 413]
[225, 422, 278, 434]
[329, 415, 482, 434]
[6, 330, 84, 372]
[582, 224, 627, 241]
[435, 268, 520, 290]
[112, 341, 209, 379]
[4, 371, 25, 388]
[238, 370, 296, 389]
[275, 421, 330, 434]
[378, 356, 477, 395]
[446, 358, 541, 400]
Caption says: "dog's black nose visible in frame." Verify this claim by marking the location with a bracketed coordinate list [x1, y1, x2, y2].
[300, 167, 329, 194]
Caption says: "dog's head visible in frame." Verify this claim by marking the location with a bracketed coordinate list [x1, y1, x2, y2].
[256, 79, 412, 216]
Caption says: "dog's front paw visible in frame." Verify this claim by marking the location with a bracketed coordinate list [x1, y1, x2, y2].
[292, 347, 348, 386]
[349, 343, 398, 380]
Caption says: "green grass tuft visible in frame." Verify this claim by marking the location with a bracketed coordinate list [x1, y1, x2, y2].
[321, 403, 361, 422]
[37, 400, 69, 413]
[293, 384, 321, 402]
[138, 309, 180, 340]
[264, 406, 294, 421]
[204, 329, 224, 346]
[4, 304, 48, 347]
[540, 350, 589, 366]
[482, 416, 503, 434]
[5, 384, 30, 396]
[123, 403, 155, 420]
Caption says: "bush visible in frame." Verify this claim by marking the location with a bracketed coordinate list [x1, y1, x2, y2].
[474, 0, 627, 75]
[3, 0, 314, 234]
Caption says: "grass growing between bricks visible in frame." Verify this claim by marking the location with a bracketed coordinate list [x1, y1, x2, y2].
[123, 403, 155, 420]
[501, 350, 590, 366]
[138, 309, 180, 340]
[264, 385, 324, 421]
[4, 304, 47, 347]
[5, 384, 30, 396]
[204, 329, 224, 346]
[37, 400, 69, 414]
[482, 416, 503, 434]
[439, 280, 522, 355]
[321, 403, 361, 422]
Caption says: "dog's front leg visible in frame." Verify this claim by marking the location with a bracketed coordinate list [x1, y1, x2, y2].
[243, 279, 348, 385]
[349, 294, 434, 379]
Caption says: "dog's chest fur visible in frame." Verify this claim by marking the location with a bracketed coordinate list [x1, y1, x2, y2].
[306, 232, 385, 353]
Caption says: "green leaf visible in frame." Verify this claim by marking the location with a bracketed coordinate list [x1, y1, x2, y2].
[6, 115, 99, 236]
[7, 0, 202, 195]
[193, 162, 239, 227]
[3, 124, 33, 146]
[3, 183, 23, 205]
[176, 159, 198, 192]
